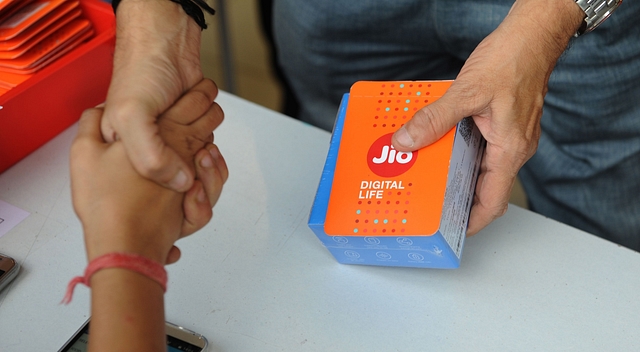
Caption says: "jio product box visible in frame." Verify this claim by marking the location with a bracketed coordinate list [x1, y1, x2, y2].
[0, 0, 115, 174]
[308, 81, 485, 268]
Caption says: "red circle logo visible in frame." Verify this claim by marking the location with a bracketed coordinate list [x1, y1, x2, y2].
[367, 133, 418, 177]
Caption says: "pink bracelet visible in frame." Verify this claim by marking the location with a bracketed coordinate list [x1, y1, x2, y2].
[62, 252, 167, 305]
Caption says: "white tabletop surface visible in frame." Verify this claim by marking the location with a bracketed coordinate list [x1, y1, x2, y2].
[1, 92, 639, 351]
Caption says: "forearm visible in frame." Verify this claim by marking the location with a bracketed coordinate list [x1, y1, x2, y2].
[109, 0, 203, 116]
[114, 0, 202, 61]
[89, 268, 165, 352]
[100, 0, 211, 191]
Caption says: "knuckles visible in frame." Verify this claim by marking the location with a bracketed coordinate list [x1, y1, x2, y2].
[136, 150, 170, 179]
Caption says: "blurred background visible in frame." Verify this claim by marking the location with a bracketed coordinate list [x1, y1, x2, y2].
[201, 0, 283, 112]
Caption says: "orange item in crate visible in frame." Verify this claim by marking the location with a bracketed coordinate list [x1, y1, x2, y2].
[0, 0, 115, 174]
[0, 4, 82, 56]
[0, 0, 68, 40]
[0, 70, 32, 89]
[0, 19, 92, 68]
[0, 0, 38, 24]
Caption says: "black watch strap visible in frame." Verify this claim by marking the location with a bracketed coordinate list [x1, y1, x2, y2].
[111, 0, 215, 30]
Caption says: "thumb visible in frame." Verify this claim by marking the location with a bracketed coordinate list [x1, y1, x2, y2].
[391, 90, 471, 152]
[165, 246, 182, 265]
[76, 107, 106, 144]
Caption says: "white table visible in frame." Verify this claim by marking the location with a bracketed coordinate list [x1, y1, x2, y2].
[1, 92, 639, 351]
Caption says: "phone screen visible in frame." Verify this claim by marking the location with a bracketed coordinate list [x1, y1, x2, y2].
[166, 335, 204, 352]
[59, 320, 205, 352]
[0, 254, 20, 292]
[60, 323, 88, 352]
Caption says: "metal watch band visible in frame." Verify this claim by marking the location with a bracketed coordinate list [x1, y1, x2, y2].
[574, 0, 623, 36]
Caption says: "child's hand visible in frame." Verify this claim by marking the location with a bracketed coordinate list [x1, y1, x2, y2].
[156, 79, 229, 263]
[157, 79, 223, 170]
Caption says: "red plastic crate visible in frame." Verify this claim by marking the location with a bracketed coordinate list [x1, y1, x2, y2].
[0, 0, 115, 173]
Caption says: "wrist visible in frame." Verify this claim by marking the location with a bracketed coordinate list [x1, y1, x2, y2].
[114, 0, 215, 30]
[82, 213, 180, 264]
[500, 0, 584, 67]
[63, 253, 167, 306]
[115, 0, 200, 45]
[84, 229, 171, 265]
[115, 0, 184, 29]
[109, 0, 204, 99]
[88, 254, 167, 292]
[508, 0, 584, 47]
[88, 266, 166, 351]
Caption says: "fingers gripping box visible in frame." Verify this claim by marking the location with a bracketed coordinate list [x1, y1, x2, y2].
[308, 81, 485, 268]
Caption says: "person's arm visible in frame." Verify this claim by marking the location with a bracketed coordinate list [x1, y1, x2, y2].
[89, 265, 167, 351]
[101, 0, 208, 192]
[392, 0, 584, 235]
[70, 80, 228, 352]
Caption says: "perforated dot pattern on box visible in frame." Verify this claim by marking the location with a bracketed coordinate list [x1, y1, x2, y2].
[325, 81, 455, 237]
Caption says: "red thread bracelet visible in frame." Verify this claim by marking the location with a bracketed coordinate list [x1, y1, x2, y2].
[62, 252, 167, 305]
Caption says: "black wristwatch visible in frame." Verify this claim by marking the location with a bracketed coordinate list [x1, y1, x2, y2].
[574, 0, 623, 36]
[111, 0, 215, 30]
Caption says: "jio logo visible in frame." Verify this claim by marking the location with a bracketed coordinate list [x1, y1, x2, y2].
[367, 133, 418, 177]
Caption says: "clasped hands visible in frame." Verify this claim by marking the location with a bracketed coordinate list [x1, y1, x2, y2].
[70, 78, 228, 265]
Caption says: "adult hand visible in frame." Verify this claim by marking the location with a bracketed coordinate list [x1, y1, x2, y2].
[392, 0, 584, 235]
[101, 0, 205, 192]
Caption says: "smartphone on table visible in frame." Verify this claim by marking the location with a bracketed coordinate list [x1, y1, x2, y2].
[0, 252, 20, 292]
[58, 318, 208, 352]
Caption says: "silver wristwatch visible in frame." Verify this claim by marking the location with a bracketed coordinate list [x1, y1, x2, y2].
[574, 0, 623, 36]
